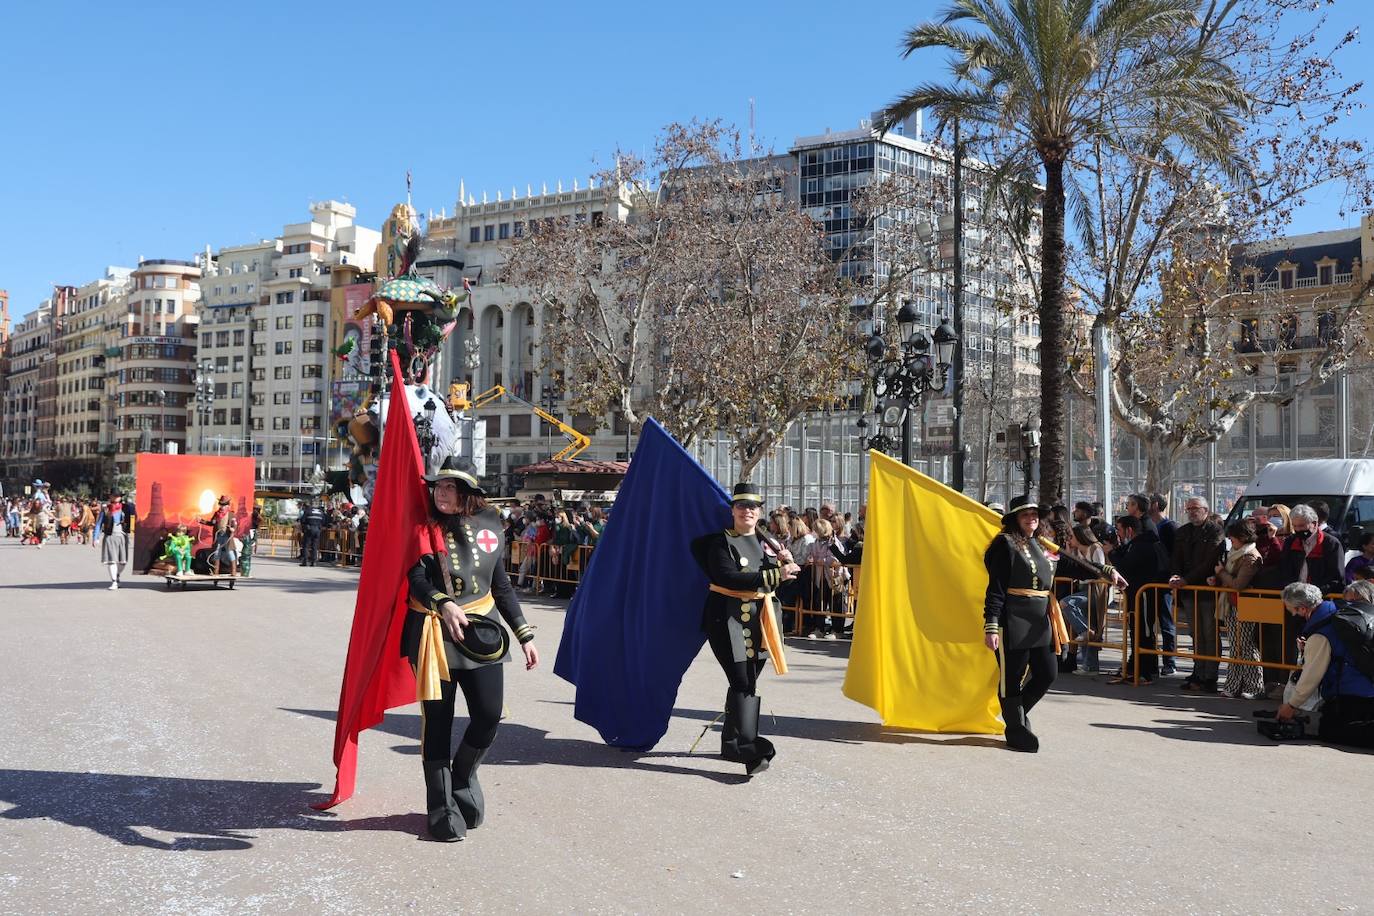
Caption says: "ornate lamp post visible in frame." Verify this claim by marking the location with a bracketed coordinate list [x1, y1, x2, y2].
[864, 301, 958, 468]
[194, 359, 215, 454]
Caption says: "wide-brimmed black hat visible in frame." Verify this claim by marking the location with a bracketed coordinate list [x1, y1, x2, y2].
[1002, 494, 1050, 524]
[424, 456, 484, 494]
[730, 482, 764, 508]
[453, 613, 509, 663]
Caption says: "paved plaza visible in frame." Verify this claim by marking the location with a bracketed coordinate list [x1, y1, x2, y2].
[1, 540, 1370, 914]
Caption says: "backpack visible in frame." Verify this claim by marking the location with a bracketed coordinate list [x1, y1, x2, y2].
[1327, 600, 1374, 682]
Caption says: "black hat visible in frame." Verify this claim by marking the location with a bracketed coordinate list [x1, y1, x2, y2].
[1002, 494, 1050, 524]
[730, 482, 764, 508]
[452, 613, 509, 663]
[424, 456, 484, 494]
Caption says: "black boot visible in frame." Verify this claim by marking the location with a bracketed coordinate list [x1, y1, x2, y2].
[720, 690, 742, 762]
[451, 742, 489, 830]
[422, 761, 465, 841]
[1000, 697, 1039, 753]
[734, 694, 776, 775]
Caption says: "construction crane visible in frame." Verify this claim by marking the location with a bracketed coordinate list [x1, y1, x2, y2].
[456, 384, 591, 462]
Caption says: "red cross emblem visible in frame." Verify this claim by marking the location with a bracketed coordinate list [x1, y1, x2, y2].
[475, 529, 500, 553]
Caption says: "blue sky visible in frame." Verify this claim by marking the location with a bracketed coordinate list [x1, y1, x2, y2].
[0, 0, 1368, 316]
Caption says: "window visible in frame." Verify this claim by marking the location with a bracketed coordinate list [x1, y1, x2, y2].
[301, 391, 322, 404]
[232, 356, 244, 372]
[233, 330, 245, 346]
[303, 339, 323, 353]
[201, 333, 212, 349]
[252, 319, 266, 332]
[229, 285, 238, 295]
[1238, 318, 1259, 353]
[213, 409, 227, 425]
[484, 224, 495, 241]
[288, 268, 304, 279]
[1318, 311, 1337, 344]
[1320, 264, 1334, 285]
[250, 417, 264, 430]
[253, 344, 265, 357]
[231, 382, 244, 397]
[499, 223, 510, 240]
[514, 221, 524, 238]
[508, 414, 532, 437]
[230, 408, 242, 425]
[300, 416, 319, 431]
[1280, 269, 1294, 290]
[275, 292, 295, 305]
[272, 442, 290, 456]
[251, 392, 265, 406]
[275, 316, 293, 330]
[252, 368, 266, 381]
[216, 332, 229, 347]
[275, 341, 293, 355]
[302, 363, 323, 379]
[273, 392, 290, 405]
[273, 417, 290, 430]
[274, 366, 292, 380]
[469, 227, 481, 243]
[303, 312, 325, 328]
[215, 357, 229, 372]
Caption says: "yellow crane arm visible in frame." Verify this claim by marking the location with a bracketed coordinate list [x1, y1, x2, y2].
[466, 385, 591, 461]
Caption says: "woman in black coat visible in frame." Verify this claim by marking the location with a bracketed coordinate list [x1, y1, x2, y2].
[984, 496, 1126, 752]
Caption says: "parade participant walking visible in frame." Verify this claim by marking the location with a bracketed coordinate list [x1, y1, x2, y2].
[78, 500, 96, 547]
[404, 457, 538, 842]
[56, 498, 74, 545]
[299, 498, 326, 567]
[983, 495, 1126, 752]
[94, 496, 131, 589]
[28, 498, 51, 547]
[691, 483, 801, 776]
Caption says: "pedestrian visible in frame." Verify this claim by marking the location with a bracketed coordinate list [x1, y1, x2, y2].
[1210, 521, 1265, 699]
[1170, 497, 1224, 691]
[1344, 532, 1374, 584]
[28, 498, 50, 547]
[691, 483, 800, 775]
[299, 498, 326, 567]
[403, 457, 538, 842]
[94, 495, 131, 589]
[1109, 514, 1173, 685]
[56, 497, 74, 545]
[78, 500, 96, 547]
[1066, 523, 1109, 675]
[983, 495, 1126, 752]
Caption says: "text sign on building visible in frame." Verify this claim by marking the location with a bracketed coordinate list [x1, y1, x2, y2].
[127, 336, 184, 347]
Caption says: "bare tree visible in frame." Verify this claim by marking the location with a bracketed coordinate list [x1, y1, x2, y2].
[501, 120, 860, 472]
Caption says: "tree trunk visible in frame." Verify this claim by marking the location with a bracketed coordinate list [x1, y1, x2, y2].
[1140, 433, 1182, 503]
[1037, 156, 1068, 505]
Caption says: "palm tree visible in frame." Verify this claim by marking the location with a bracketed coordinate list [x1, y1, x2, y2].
[880, 0, 1245, 504]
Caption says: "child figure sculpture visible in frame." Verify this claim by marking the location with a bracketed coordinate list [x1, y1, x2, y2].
[167, 524, 193, 575]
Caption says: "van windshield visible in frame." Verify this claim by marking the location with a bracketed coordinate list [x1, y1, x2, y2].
[1225, 495, 1347, 529]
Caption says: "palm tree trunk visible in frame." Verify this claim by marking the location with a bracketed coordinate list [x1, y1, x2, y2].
[1037, 155, 1068, 505]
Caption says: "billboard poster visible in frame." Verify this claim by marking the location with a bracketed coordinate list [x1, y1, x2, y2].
[338, 283, 374, 380]
[133, 454, 256, 573]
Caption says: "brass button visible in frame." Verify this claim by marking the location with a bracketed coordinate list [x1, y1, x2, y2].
[741, 628, 752, 637]
[744, 638, 753, 647]
[741, 613, 751, 622]
[745, 649, 756, 658]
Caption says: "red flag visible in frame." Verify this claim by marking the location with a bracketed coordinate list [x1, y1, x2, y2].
[314, 352, 436, 810]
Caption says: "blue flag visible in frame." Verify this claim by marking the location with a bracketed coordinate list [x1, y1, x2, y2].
[553, 417, 731, 748]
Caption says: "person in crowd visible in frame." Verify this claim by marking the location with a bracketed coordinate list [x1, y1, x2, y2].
[1253, 519, 1283, 570]
[1066, 523, 1109, 674]
[1275, 580, 1374, 748]
[784, 515, 816, 626]
[78, 499, 96, 547]
[298, 497, 327, 567]
[1170, 497, 1224, 691]
[984, 496, 1126, 751]
[55, 496, 74, 545]
[1073, 501, 1095, 526]
[1310, 500, 1335, 536]
[692, 483, 800, 774]
[403, 458, 538, 842]
[805, 517, 850, 640]
[5, 498, 20, 538]
[1268, 503, 1293, 537]
[1248, 504, 1271, 529]
[1279, 504, 1345, 595]
[1150, 494, 1176, 554]
[514, 514, 540, 592]
[94, 495, 131, 589]
[1126, 494, 1156, 535]
[1345, 532, 1374, 584]
[209, 514, 240, 576]
[1107, 514, 1171, 685]
[1209, 520, 1265, 699]
[28, 497, 51, 547]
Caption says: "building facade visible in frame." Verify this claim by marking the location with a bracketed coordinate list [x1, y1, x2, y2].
[53, 269, 132, 479]
[2, 302, 52, 488]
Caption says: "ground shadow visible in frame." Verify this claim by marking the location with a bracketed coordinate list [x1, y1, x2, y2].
[0, 768, 437, 850]
[285, 708, 751, 784]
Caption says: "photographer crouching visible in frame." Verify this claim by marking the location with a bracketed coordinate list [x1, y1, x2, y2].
[1274, 581, 1374, 749]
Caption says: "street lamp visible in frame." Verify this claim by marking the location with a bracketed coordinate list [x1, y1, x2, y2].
[865, 309, 959, 467]
[194, 359, 215, 453]
[1012, 416, 1042, 499]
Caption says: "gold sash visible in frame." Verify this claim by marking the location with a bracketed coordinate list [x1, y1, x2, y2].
[707, 584, 788, 675]
[408, 593, 496, 702]
[1006, 587, 1070, 654]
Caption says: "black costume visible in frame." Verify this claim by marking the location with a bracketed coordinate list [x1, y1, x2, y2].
[691, 485, 786, 775]
[983, 498, 1110, 752]
[402, 475, 534, 842]
[300, 504, 326, 566]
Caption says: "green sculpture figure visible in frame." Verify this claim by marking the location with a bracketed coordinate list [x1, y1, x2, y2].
[166, 524, 193, 575]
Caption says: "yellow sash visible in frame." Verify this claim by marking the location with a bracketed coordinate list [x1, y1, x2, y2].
[408, 593, 497, 702]
[1006, 587, 1070, 653]
[707, 584, 788, 675]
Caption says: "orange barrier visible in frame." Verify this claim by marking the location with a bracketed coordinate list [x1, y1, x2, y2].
[505, 540, 597, 591]
[781, 563, 860, 636]
[1128, 583, 1317, 684]
[1052, 576, 1129, 671]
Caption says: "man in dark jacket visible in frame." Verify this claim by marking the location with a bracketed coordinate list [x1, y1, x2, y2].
[299, 498, 327, 567]
[1109, 515, 1171, 684]
[1170, 496, 1224, 691]
[1278, 504, 1345, 594]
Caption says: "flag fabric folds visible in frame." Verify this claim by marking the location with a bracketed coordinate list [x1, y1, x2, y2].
[842, 450, 1004, 733]
[554, 417, 731, 749]
[314, 353, 438, 810]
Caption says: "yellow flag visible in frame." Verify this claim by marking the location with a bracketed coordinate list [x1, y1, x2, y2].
[842, 451, 1003, 733]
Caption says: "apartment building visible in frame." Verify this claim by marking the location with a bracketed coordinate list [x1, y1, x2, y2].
[53, 269, 133, 476]
[1, 302, 51, 488]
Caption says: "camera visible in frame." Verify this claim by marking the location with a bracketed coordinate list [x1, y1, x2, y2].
[1254, 709, 1309, 741]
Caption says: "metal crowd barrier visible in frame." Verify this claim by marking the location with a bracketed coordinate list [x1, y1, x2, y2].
[1127, 582, 1318, 684]
[1052, 576, 1130, 669]
[505, 540, 597, 591]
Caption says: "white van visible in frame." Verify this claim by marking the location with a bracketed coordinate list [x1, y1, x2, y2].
[1225, 459, 1374, 556]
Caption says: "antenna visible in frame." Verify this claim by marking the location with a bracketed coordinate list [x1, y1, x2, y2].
[749, 97, 756, 152]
